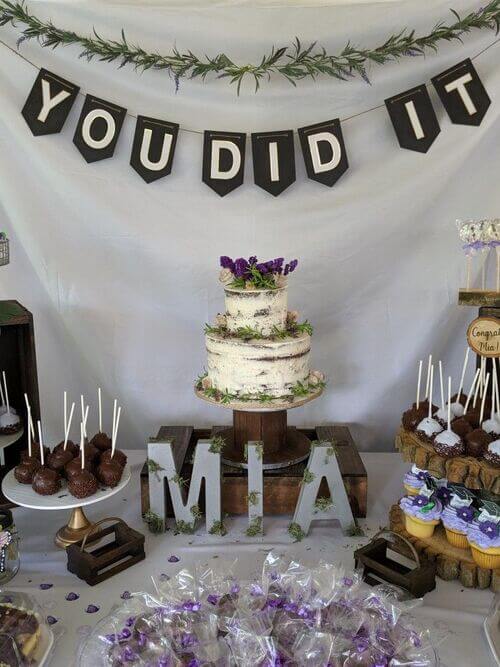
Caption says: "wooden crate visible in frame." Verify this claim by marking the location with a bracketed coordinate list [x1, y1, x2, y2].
[141, 424, 367, 518]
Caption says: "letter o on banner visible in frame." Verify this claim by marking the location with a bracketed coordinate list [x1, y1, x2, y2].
[202, 131, 246, 196]
[73, 95, 127, 163]
[298, 119, 348, 187]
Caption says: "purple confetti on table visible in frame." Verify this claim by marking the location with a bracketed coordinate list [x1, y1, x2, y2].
[86, 604, 100, 614]
[46, 615, 58, 625]
[66, 592, 79, 601]
[168, 555, 180, 563]
[159, 573, 170, 582]
[120, 590, 131, 600]
[39, 583, 53, 590]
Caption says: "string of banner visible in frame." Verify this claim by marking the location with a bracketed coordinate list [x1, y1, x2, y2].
[7, 36, 499, 197]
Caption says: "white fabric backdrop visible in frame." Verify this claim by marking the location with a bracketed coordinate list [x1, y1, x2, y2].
[0, 0, 499, 450]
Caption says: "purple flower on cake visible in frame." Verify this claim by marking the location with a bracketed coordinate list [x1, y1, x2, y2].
[207, 594, 219, 605]
[234, 257, 249, 278]
[412, 495, 429, 507]
[436, 486, 452, 505]
[467, 519, 500, 549]
[220, 256, 235, 271]
[457, 507, 475, 523]
[479, 521, 499, 539]
[400, 495, 442, 522]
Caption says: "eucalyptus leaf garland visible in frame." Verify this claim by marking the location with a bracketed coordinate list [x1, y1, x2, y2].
[0, 0, 499, 92]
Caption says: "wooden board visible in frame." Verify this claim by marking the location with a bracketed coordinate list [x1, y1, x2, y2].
[458, 289, 500, 308]
[389, 504, 499, 591]
[141, 424, 367, 518]
[395, 427, 500, 496]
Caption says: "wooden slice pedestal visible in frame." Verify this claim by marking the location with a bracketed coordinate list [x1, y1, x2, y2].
[218, 409, 311, 470]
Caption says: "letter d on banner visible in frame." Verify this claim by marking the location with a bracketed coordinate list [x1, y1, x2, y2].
[298, 119, 348, 187]
[202, 131, 246, 196]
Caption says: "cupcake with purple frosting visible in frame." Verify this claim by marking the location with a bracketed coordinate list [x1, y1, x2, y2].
[467, 501, 500, 570]
[403, 465, 429, 496]
[441, 485, 476, 549]
[399, 482, 442, 539]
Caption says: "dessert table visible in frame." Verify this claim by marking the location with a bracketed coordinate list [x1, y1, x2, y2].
[5, 450, 495, 667]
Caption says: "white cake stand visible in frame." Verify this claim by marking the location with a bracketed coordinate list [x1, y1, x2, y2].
[1, 465, 131, 548]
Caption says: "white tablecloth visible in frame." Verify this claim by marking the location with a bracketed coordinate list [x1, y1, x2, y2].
[5, 451, 495, 667]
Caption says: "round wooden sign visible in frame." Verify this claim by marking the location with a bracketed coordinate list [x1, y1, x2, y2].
[466, 316, 500, 358]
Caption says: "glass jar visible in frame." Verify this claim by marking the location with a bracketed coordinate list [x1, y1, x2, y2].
[0, 509, 19, 584]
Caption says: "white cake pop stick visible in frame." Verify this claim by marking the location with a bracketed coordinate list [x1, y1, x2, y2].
[80, 395, 85, 424]
[497, 247, 500, 292]
[82, 405, 89, 438]
[439, 361, 445, 410]
[494, 358, 500, 418]
[480, 373, 490, 425]
[112, 399, 117, 439]
[37, 420, 44, 466]
[416, 360, 423, 410]
[2, 372, 10, 414]
[457, 348, 470, 400]
[64, 391, 68, 437]
[466, 255, 472, 290]
[464, 368, 481, 415]
[27, 406, 32, 458]
[0, 377, 5, 408]
[79, 423, 84, 473]
[427, 366, 434, 419]
[490, 369, 497, 420]
[64, 402, 75, 451]
[111, 406, 121, 459]
[98, 387, 102, 434]
[424, 355, 433, 400]
[473, 361, 483, 408]
[447, 377, 452, 431]
[23, 393, 35, 440]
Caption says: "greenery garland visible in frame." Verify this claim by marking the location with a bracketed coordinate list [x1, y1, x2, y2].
[0, 0, 499, 92]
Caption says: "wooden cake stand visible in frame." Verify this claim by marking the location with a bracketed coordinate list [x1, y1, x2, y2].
[2, 465, 131, 548]
[195, 387, 323, 469]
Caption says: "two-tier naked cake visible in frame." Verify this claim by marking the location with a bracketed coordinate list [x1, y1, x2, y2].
[195, 256, 325, 410]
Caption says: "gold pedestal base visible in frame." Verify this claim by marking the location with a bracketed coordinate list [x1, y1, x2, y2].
[55, 507, 93, 549]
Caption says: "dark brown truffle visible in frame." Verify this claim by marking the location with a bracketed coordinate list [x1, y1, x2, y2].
[412, 401, 438, 415]
[90, 432, 112, 452]
[451, 417, 473, 438]
[65, 457, 93, 481]
[32, 467, 61, 495]
[21, 442, 49, 463]
[47, 448, 74, 474]
[68, 470, 98, 499]
[402, 407, 426, 432]
[100, 449, 127, 468]
[83, 441, 99, 463]
[465, 428, 492, 458]
[96, 460, 123, 487]
[463, 410, 481, 430]
[14, 458, 40, 484]
[53, 439, 79, 457]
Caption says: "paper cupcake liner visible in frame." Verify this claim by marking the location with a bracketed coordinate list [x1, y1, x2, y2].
[404, 513, 439, 539]
[403, 484, 419, 496]
[444, 527, 469, 550]
[469, 544, 500, 570]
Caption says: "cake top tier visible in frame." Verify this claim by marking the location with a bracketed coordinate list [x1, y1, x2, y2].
[219, 255, 298, 291]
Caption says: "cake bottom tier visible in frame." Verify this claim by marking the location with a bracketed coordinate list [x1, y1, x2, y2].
[205, 332, 311, 398]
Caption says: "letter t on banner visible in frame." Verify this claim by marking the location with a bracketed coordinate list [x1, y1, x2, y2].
[385, 85, 440, 153]
[432, 59, 490, 126]
[22, 69, 80, 136]
[298, 119, 348, 187]
[202, 131, 246, 196]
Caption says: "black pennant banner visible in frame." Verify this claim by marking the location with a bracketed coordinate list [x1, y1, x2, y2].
[20, 57, 491, 194]
[252, 130, 295, 196]
[73, 95, 127, 163]
[202, 130, 246, 197]
[298, 119, 348, 187]
[385, 85, 441, 153]
[131, 116, 179, 183]
[432, 58, 491, 126]
[22, 68, 79, 136]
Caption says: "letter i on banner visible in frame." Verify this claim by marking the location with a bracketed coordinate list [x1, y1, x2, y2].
[22, 69, 80, 136]
[251, 130, 295, 196]
[432, 59, 491, 126]
[73, 95, 127, 163]
[385, 85, 440, 153]
[130, 116, 179, 183]
[298, 119, 348, 187]
[202, 131, 246, 196]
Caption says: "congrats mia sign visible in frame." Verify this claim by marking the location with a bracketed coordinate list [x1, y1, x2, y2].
[467, 316, 500, 357]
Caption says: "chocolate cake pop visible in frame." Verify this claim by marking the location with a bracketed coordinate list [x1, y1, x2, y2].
[416, 366, 443, 443]
[483, 440, 500, 467]
[20, 442, 50, 463]
[402, 406, 426, 432]
[96, 460, 123, 487]
[90, 432, 112, 451]
[465, 428, 492, 458]
[32, 420, 61, 495]
[65, 456, 93, 480]
[53, 440, 79, 457]
[100, 448, 127, 468]
[14, 458, 40, 484]
[68, 469, 98, 499]
[433, 377, 465, 458]
[47, 448, 74, 474]
[451, 417, 473, 438]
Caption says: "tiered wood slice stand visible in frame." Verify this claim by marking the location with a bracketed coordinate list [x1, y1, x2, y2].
[390, 288, 500, 591]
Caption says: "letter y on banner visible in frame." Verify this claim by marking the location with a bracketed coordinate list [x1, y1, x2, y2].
[202, 130, 246, 196]
[22, 69, 79, 136]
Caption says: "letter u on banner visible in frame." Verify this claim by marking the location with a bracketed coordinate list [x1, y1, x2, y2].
[130, 116, 179, 183]
[432, 59, 490, 126]
[252, 130, 295, 196]
[298, 119, 348, 187]
[202, 131, 246, 196]
[73, 95, 127, 163]
[385, 84, 440, 153]
[22, 69, 80, 136]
